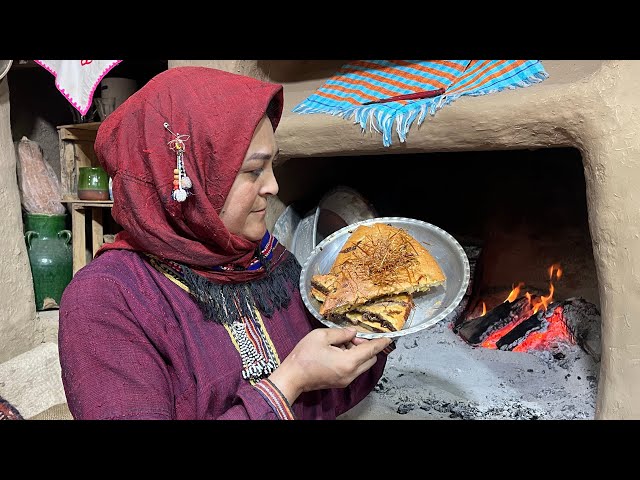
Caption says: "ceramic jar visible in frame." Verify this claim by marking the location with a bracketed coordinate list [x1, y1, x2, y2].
[78, 166, 110, 200]
[24, 213, 73, 310]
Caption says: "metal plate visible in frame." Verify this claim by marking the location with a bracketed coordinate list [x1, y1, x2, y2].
[299, 217, 470, 339]
[0, 60, 12, 81]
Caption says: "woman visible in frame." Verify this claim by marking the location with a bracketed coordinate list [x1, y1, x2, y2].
[58, 66, 393, 420]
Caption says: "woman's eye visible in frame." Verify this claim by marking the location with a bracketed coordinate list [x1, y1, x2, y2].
[249, 168, 264, 178]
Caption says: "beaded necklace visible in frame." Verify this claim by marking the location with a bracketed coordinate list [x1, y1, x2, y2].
[143, 233, 301, 383]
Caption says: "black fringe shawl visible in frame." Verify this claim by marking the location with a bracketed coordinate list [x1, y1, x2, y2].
[180, 252, 302, 325]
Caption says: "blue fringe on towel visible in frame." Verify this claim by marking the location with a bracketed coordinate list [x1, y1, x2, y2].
[292, 60, 549, 147]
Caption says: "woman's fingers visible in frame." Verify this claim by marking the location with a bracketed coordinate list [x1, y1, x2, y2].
[352, 356, 379, 378]
[349, 337, 392, 364]
[323, 327, 358, 346]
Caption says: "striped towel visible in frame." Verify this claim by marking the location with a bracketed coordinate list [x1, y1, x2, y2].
[292, 60, 548, 146]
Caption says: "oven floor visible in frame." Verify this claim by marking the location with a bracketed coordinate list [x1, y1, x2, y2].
[338, 316, 599, 420]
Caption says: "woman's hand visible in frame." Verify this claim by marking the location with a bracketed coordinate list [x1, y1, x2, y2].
[268, 327, 392, 404]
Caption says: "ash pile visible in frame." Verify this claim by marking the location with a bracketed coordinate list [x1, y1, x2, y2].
[340, 319, 598, 420]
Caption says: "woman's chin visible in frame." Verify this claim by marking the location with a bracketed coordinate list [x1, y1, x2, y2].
[243, 224, 267, 242]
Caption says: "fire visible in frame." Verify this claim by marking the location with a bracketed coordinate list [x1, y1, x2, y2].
[480, 320, 521, 349]
[474, 263, 573, 351]
[531, 283, 554, 314]
[500, 264, 561, 314]
[472, 263, 562, 317]
[512, 305, 573, 352]
[549, 263, 562, 280]
[505, 282, 524, 303]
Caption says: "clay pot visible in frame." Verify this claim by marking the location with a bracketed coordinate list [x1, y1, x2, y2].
[24, 213, 73, 310]
[77, 167, 109, 200]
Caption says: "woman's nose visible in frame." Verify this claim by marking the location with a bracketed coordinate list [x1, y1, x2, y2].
[262, 168, 279, 197]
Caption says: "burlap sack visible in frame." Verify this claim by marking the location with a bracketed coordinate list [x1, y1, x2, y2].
[15, 136, 66, 214]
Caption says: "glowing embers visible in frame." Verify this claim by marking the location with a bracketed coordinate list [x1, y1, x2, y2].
[454, 264, 598, 354]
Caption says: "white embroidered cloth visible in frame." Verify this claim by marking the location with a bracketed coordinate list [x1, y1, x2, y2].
[35, 60, 122, 115]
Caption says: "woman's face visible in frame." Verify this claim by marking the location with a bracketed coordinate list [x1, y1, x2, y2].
[220, 115, 279, 242]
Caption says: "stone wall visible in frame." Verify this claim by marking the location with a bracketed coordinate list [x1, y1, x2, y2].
[8, 66, 73, 179]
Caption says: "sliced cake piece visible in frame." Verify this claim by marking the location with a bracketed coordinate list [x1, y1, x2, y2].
[320, 223, 445, 316]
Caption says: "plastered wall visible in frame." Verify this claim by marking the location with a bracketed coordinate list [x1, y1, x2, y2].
[0, 75, 38, 363]
[169, 60, 640, 419]
[0, 60, 636, 418]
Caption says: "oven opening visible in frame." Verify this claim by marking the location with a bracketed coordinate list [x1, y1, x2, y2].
[275, 147, 601, 419]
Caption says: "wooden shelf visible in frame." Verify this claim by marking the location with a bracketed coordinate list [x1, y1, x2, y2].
[57, 121, 102, 130]
[65, 202, 113, 275]
[58, 123, 103, 199]
[62, 198, 113, 207]
[57, 123, 117, 275]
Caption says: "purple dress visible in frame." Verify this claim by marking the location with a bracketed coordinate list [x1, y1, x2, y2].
[58, 250, 390, 420]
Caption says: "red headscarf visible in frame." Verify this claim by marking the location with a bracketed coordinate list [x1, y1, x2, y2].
[94, 66, 284, 283]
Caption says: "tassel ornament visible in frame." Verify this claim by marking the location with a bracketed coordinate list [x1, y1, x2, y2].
[164, 121, 192, 202]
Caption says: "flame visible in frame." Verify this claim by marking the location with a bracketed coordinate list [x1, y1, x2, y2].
[505, 282, 525, 303]
[474, 263, 566, 351]
[504, 264, 560, 314]
[527, 263, 560, 314]
[531, 283, 555, 314]
[549, 263, 562, 281]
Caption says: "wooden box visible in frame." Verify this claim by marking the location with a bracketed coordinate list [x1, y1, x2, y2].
[57, 122, 102, 200]
[57, 122, 120, 274]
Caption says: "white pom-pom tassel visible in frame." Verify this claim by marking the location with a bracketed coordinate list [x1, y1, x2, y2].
[172, 188, 188, 202]
[182, 176, 192, 189]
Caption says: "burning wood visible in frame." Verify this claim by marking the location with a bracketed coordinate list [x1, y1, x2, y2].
[454, 297, 533, 345]
[455, 295, 600, 359]
[446, 248, 600, 359]
[557, 298, 602, 362]
[495, 310, 547, 351]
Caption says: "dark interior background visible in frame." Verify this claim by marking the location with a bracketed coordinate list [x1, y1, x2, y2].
[275, 148, 599, 307]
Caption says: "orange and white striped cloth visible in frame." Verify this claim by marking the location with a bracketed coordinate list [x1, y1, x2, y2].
[292, 60, 548, 146]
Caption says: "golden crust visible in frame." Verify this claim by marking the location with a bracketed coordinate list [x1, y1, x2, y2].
[354, 293, 414, 317]
[310, 288, 327, 303]
[314, 276, 414, 332]
[310, 273, 338, 294]
[320, 223, 445, 315]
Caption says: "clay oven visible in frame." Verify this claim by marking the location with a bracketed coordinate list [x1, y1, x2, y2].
[260, 60, 640, 419]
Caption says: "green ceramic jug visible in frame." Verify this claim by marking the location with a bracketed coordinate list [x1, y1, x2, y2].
[77, 166, 110, 200]
[24, 213, 73, 310]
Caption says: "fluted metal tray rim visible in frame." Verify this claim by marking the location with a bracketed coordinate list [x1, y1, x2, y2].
[299, 217, 470, 339]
